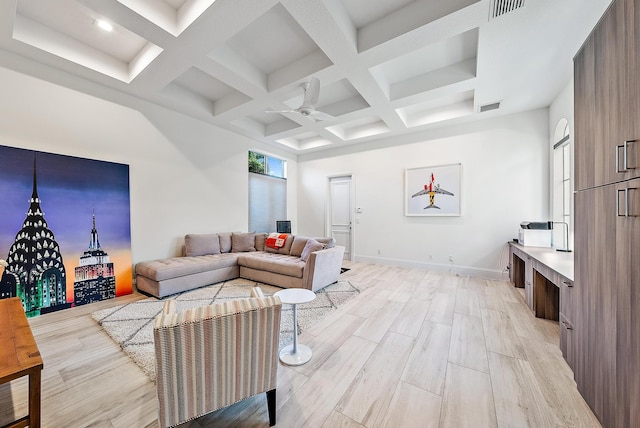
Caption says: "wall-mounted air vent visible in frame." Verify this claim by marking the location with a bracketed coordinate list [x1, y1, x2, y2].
[489, 0, 525, 20]
[479, 101, 501, 112]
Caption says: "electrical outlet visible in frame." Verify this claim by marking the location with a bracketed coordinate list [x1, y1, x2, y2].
[449, 256, 454, 262]
[377, 249, 381, 255]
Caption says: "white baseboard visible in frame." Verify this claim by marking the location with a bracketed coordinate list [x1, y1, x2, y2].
[352, 255, 509, 280]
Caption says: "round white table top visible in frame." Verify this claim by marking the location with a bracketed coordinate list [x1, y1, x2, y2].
[274, 288, 316, 305]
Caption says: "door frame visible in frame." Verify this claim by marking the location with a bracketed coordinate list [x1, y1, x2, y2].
[326, 174, 355, 261]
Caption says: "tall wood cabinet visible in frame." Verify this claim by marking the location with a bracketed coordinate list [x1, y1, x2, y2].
[574, 0, 640, 426]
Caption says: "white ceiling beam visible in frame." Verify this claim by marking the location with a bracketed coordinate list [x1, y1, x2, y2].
[281, 0, 406, 131]
[357, 0, 479, 52]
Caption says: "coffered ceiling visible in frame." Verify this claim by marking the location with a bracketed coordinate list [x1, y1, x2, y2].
[0, 0, 611, 154]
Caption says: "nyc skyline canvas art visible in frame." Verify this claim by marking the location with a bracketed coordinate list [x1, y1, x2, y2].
[0, 145, 132, 316]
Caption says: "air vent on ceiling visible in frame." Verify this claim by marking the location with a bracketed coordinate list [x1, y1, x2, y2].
[489, 0, 525, 19]
[479, 101, 501, 112]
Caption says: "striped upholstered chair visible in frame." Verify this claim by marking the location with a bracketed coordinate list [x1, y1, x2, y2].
[153, 287, 282, 427]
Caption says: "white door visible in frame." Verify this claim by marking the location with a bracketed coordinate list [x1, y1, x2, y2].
[329, 176, 352, 260]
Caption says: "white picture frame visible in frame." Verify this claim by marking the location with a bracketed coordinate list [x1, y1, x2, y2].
[405, 163, 461, 216]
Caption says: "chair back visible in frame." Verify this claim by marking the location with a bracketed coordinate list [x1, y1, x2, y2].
[153, 295, 281, 427]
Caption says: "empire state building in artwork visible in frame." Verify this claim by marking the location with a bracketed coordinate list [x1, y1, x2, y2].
[0, 158, 68, 317]
[73, 211, 116, 306]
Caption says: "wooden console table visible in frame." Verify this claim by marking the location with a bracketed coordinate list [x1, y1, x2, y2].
[0, 297, 43, 428]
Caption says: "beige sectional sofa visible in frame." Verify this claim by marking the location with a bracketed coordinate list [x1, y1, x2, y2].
[135, 232, 345, 298]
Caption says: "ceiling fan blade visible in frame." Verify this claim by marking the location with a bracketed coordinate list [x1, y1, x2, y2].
[264, 109, 296, 114]
[309, 110, 335, 121]
[302, 77, 320, 108]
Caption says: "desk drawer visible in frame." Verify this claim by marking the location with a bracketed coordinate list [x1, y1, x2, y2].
[559, 276, 575, 323]
[560, 312, 576, 376]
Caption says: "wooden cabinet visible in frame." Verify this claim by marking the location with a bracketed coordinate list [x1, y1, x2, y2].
[575, 0, 640, 192]
[573, 0, 640, 425]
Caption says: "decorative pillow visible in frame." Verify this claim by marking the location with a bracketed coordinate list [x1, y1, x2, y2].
[218, 232, 232, 253]
[290, 236, 310, 257]
[231, 232, 256, 252]
[254, 233, 268, 252]
[300, 239, 326, 262]
[184, 234, 220, 257]
[313, 237, 336, 249]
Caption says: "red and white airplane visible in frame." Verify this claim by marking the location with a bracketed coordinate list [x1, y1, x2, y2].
[411, 173, 454, 209]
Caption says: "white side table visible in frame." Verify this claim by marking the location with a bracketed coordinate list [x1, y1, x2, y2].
[274, 288, 316, 366]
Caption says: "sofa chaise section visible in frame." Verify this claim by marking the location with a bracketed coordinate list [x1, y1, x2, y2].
[136, 253, 240, 298]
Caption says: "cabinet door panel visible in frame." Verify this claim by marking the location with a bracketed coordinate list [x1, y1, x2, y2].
[575, 0, 636, 190]
[624, 0, 640, 181]
[575, 185, 618, 427]
[594, 0, 626, 187]
[574, 36, 597, 191]
[615, 177, 640, 426]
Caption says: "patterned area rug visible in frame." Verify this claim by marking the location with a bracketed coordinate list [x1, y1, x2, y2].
[91, 278, 363, 382]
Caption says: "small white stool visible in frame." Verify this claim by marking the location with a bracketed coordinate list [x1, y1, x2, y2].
[274, 288, 316, 366]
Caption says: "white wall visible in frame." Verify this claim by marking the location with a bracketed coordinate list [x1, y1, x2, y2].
[0, 66, 297, 263]
[297, 109, 550, 278]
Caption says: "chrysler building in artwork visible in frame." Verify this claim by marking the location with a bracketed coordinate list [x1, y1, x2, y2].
[73, 211, 116, 306]
[0, 158, 68, 317]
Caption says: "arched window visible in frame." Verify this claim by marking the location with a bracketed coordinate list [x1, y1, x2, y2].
[552, 118, 571, 250]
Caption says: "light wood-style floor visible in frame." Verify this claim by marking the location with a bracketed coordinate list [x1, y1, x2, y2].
[0, 262, 601, 427]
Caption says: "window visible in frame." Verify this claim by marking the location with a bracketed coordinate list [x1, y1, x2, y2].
[248, 151, 286, 178]
[552, 119, 571, 250]
[248, 151, 287, 232]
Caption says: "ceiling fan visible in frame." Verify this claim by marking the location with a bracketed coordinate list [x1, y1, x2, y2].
[265, 77, 335, 121]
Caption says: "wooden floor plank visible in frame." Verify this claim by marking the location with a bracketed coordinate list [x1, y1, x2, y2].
[352, 300, 405, 343]
[376, 381, 442, 428]
[448, 313, 489, 373]
[426, 291, 457, 326]
[519, 337, 602, 428]
[488, 351, 558, 428]
[439, 363, 497, 428]
[337, 332, 414, 426]
[276, 335, 377, 428]
[401, 321, 452, 395]
[320, 411, 365, 428]
[481, 308, 528, 360]
[389, 298, 431, 338]
[454, 282, 482, 317]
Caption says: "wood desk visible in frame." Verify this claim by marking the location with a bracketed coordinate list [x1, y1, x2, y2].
[508, 242, 574, 319]
[0, 297, 43, 428]
[509, 242, 577, 371]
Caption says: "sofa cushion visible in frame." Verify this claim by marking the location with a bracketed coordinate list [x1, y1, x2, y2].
[237, 253, 305, 278]
[314, 237, 336, 249]
[136, 253, 239, 281]
[300, 239, 326, 261]
[231, 232, 256, 252]
[290, 236, 310, 257]
[264, 234, 294, 255]
[184, 234, 220, 257]
[255, 233, 267, 252]
[218, 232, 232, 253]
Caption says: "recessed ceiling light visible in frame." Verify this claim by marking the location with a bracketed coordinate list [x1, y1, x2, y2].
[95, 19, 113, 32]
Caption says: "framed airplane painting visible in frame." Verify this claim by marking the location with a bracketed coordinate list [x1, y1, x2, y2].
[405, 163, 461, 216]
